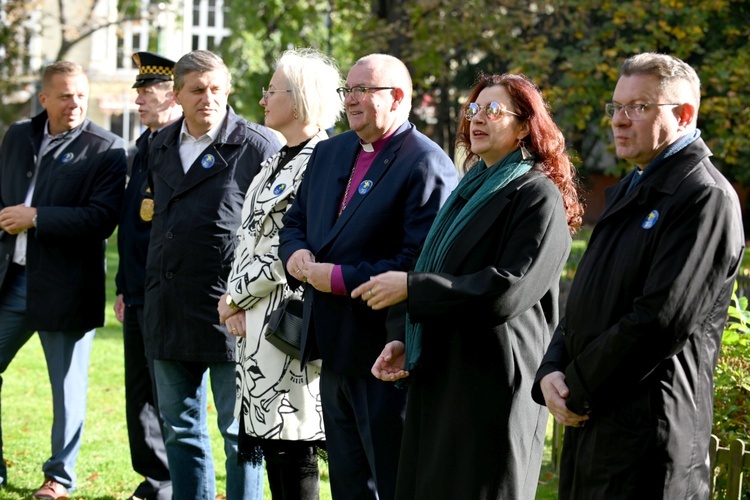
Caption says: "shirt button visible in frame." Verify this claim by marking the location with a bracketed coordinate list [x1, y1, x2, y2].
[166, 271, 174, 279]
[165, 232, 173, 239]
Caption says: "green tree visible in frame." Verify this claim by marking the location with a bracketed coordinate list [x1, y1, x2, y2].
[220, 0, 376, 125]
[312, 0, 750, 178]
[0, 0, 40, 133]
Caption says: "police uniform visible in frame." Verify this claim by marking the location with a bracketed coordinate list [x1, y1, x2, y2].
[114, 51, 175, 500]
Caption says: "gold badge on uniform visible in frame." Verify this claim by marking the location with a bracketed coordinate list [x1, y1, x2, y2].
[140, 199, 154, 222]
[140, 187, 154, 222]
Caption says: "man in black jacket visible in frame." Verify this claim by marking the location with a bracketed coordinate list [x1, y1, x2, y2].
[0, 61, 126, 499]
[533, 53, 744, 499]
[143, 50, 280, 500]
[115, 51, 182, 500]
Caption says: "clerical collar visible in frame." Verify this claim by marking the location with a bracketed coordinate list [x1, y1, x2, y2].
[359, 131, 395, 154]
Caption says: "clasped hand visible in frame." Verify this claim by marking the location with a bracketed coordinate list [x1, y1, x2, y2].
[540, 371, 590, 428]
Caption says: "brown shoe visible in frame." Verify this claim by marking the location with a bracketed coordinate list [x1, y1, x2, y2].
[33, 476, 69, 499]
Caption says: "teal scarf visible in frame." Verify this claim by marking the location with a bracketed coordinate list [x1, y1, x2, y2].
[403, 149, 533, 374]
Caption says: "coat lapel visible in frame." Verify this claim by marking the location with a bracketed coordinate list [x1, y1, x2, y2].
[440, 172, 530, 271]
[322, 123, 411, 250]
[173, 142, 229, 198]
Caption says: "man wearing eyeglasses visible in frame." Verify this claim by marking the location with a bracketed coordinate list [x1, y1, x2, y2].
[279, 53, 457, 500]
[533, 53, 744, 498]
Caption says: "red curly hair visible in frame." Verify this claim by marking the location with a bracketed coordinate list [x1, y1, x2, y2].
[455, 73, 584, 231]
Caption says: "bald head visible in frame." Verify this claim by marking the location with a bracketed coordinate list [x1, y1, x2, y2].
[354, 54, 413, 114]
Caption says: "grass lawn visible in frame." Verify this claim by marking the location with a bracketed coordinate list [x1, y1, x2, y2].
[0, 234, 560, 499]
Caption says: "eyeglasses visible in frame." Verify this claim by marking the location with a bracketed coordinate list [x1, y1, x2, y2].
[465, 102, 521, 121]
[261, 87, 292, 102]
[336, 86, 396, 101]
[604, 102, 681, 120]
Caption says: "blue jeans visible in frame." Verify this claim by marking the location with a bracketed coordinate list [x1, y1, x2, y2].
[0, 266, 94, 490]
[154, 359, 263, 500]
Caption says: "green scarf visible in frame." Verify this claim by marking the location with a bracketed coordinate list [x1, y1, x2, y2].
[403, 149, 533, 374]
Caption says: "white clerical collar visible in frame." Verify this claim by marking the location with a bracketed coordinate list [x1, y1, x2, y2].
[360, 141, 374, 153]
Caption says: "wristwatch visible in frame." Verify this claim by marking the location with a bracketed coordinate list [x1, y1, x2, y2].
[226, 294, 239, 309]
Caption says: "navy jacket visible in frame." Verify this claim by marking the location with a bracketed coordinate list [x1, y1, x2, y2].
[0, 111, 126, 331]
[144, 107, 280, 362]
[279, 122, 458, 376]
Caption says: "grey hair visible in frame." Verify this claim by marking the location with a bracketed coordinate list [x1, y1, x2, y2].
[620, 52, 701, 107]
[276, 48, 343, 129]
[174, 50, 231, 91]
[42, 61, 87, 90]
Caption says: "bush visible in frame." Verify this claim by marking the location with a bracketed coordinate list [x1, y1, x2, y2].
[713, 282, 750, 442]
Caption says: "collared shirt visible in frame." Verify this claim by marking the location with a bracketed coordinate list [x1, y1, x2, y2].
[178, 108, 227, 174]
[13, 121, 72, 266]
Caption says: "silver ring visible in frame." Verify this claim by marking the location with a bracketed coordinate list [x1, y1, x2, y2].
[296, 269, 301, 274]
[368, 290, 373, 297]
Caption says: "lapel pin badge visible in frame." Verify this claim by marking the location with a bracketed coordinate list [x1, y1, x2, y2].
[641, 210, 659, 229]
[358, 180, 373, 195]
[201, 154, 215, 169]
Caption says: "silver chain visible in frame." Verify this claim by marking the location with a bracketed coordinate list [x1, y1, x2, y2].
[338, 150, 361, 217]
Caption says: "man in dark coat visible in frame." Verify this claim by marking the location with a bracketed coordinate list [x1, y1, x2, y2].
[114, 51, 182, 500]
[279, 53, 457, 500]
[143, 50, 280, 500]
[0, 61, 126, 498]
[533, 53, 745, 499]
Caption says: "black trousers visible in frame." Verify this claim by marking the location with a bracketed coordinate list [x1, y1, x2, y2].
[124, 304, 171, 500]
[320, 367, 407, 500]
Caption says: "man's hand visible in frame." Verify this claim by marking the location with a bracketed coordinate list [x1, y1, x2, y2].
[286, 249, 315, 282]
[540, 371, 590, 427]
[303, 262, 334, 293]
[371, 341, 409, 382]
[114, 294, 125, 323]
[0, 205, 37, 235]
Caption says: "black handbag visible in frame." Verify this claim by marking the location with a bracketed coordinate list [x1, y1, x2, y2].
[263, 296, 304, 359]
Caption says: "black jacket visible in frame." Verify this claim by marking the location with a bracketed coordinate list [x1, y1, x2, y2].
[396, 171, 571, 500]
[115, 129, 151, 306]
[144, 107, 280, 362]
[533, 138, 745, 499]
[0, 111, 126, 331]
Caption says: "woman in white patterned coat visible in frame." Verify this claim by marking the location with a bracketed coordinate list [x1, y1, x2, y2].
[218, 48, 343, 499]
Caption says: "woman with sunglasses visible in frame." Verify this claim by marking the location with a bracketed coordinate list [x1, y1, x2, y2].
[218, 48, 343, 499]
[353, 73, 583, 499]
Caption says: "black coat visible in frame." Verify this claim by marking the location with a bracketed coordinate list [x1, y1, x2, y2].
[115, 129, 151, 306]
[394, 171, 571, 500]
[0, 111, 126, 331]
[533, 138, 745, 499]
[144, 108, 280, 362]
